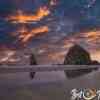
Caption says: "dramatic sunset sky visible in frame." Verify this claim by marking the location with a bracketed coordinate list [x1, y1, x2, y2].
[0, 0, 100, 64]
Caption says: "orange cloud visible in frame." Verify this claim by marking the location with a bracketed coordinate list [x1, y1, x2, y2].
[15, 26, 49, 43]
[0, 50, 16, 63]
[90, 50, 100, 62]
[50, 0, 58, 6]
[6, 6, 50, 23]
[83, 30, 100, 43]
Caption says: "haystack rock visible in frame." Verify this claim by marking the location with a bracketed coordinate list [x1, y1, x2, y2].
[64, 44, 99, 78]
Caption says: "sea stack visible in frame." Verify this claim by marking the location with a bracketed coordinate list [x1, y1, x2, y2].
[64, 44, 99, 78]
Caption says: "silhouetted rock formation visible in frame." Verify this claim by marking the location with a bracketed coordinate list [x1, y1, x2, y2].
[64, 44, 91, 65]
[64, 44, 99, 78]
[29, 53, 37, 79]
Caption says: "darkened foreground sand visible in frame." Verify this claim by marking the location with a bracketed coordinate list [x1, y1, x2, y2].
[0, 84, 67, 100]
[0, 70, 100, 100]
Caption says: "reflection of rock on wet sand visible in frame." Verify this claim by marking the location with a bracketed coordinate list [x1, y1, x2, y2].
[64, 44, 100, 78]
[29, 53, 37, 79]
